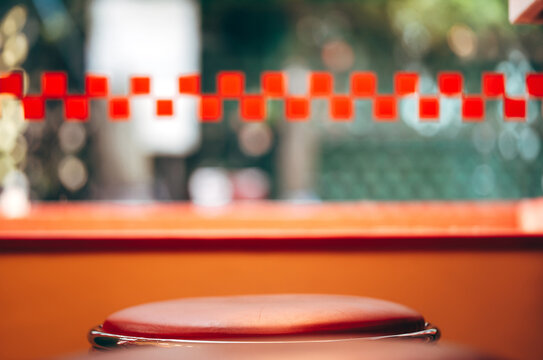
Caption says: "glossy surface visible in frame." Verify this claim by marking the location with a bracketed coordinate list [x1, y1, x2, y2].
[102, 294, 425, 340]
[0, 201, 542, 251]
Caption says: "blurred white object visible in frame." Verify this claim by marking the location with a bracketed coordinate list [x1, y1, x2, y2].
[518, 198, 543, 232]
[188, 168, 233, 207]
[0, 170, 30, 218]
[87, 0, 200, 155]
[0, 186, 30, 218]
[87, 0, 200, 199]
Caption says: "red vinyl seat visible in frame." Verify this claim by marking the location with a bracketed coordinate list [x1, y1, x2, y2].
[90, 294, 438, 349]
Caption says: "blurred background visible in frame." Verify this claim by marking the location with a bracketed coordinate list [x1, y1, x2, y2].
[0, 0, 542, 208]
[1, 3, 543, 360]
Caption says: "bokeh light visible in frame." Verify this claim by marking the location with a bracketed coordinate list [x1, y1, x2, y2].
[10, 135, 27, 164]
[498, 128, 518, 160]
[472, 123, 496, 155]
[472, 164, 495, 197]
[188, 167, 233, 207]
[296, 16, 328, 46]
[0, 185, 29, 218]
[518, 127, 540, 162]
[321, 40, 354, 72]
[0, 5, 27, 36]
[58, 122, 86, 154]
[58, 156, 88, 192]
[2, 33, 28, 67]
[0, 169, 29, 218]
[447, 24, 477, 59]
[232, 168, 270, 200]
[401, 21, 431, 59]
[0, 120, 18, 153]
[238, 123, 273, 157]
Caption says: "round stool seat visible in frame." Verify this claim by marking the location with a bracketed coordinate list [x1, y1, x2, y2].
[90, 294, 438, 349]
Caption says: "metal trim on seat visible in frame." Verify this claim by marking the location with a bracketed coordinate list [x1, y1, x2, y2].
[88, 323, 440, 350]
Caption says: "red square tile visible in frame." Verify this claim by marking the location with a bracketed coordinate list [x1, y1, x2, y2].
[482, 73, 505, 98]
[374, 96, 397, 121]
[65, 96, 89, 121]
[42, 72, 67, 98]
[351, 72, 376, 97]
[419, 97, 439, 120]
[285, 97, 309, 121]
[330, 96, 353, 121]
[438, 72, 463, 96]
[108, 97, 130, 120]
[503, 97, 526, 121]
[261, 71, 286, 97]
[526, 73, 543, 97]
[241, 96, 266, 121]
[199, 96, 222, 122]
[130, 76, 151, 95]
[310, 72, 333, 97]
[156, 99, 174, 117]
[394, 72, 418, 96]
[22, 96, 45, 120]
[218, 71, 244, 98]
[85, 74, 109, 98]
[0, 71, 23, 98]
[462, 96, 485, 121]
[179, 74, 200, 95]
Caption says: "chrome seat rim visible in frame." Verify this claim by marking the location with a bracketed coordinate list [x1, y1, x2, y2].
[88, 323, 440, 350]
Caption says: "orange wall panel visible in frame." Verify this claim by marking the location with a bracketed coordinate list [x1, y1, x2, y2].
[0, 251, 542, 360]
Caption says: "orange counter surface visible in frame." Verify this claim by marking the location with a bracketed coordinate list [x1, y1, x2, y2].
[0, 200, 542, 250]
